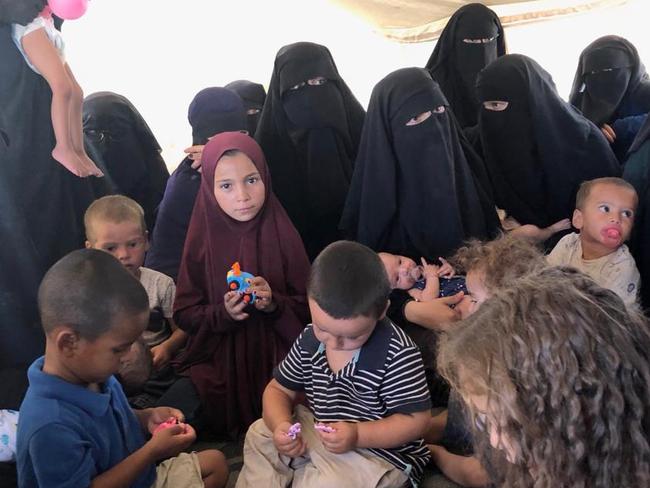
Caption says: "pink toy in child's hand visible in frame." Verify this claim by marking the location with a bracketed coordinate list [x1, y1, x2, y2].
[153, 417, 186, 434]
[48, 0, 88, 20]
[315, 422, 336, 433]
[286, 422, 301, 440]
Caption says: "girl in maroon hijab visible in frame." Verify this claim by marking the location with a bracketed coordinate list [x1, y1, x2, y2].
[173, 131, 310, 436]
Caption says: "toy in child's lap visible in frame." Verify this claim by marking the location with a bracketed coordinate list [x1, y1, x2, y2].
[227, 262, 257, 304]
[12, 0, 103, 179]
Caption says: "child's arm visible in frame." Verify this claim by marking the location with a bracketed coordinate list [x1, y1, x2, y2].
[263, 379, 306, 457]
[407, 288, 423, 301]
[428, 446, 489, 487]
[318, 410, 430, 453]
[150, 319, 187, 369]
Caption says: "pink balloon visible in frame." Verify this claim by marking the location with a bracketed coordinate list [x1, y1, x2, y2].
[48, 0, 89, 20]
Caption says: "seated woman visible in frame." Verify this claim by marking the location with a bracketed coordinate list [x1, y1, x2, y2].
[173, 132, 310, 437]
[438, 266, 650, 487]
[82, 91, 169, 231]
[425, 3, 506, 130]
[255, 42, 366, 260]
[570, 36, 650, 161]
[340, 67, 501, 402]
[478, 54, 619, 249]
[144, 87, 247, 281]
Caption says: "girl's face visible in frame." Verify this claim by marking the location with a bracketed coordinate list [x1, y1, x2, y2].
[213, 152, 265, 222]
[467, 390, 518, 464]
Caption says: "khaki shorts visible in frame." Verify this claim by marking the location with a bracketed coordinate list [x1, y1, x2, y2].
[153, 451, 204, 488]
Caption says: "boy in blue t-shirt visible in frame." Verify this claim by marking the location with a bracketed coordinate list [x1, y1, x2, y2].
[237, 241, 432, 487]
[17, 249, 227, 488]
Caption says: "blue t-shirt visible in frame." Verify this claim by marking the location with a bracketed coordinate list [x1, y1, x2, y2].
[17, 357, 156, 488]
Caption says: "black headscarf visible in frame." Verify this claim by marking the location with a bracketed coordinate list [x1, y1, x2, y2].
[225, 80, 266, 136]
[83, 92, 169, 231]
[144, 87, 247, 281]
[340, 67, 500, 261]
[477, 54, 620, 229]
[255, 42, 365, 260]
[425, 3, 506, 128]
[570, 36, 650, 127]
[0, 21, 107, 369]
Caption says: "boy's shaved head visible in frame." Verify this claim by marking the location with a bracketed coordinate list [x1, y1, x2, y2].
[38, 249, 149, 340]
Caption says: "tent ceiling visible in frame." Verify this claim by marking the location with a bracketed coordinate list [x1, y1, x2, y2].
[329, 0, 628, 42]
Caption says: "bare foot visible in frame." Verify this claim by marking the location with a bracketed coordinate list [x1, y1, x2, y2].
[79, 152, 104, 177]
[52, 145, 91, 177]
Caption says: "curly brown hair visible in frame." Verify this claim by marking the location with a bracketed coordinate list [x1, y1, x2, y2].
[438, 266, 650, 488]
[451, 234, 546, 292]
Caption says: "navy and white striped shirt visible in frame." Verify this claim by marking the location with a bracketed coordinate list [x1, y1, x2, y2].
[274, 318, 432, 485]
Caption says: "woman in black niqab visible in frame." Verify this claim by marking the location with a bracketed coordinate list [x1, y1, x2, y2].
[425, 3, 505, 129]
[340, 67, 499, 262]
[82, 92, 170, 231]
[255, 42, 365, 260]
[225, 80, 266, 137]
[570, 36, 650, 160]
[478, 54, 620, 232]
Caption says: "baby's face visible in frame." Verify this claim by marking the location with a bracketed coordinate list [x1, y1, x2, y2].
[379, 253, 419, 289]
[86, 219, 148, 276]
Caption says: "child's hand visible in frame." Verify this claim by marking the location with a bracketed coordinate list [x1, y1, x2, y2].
[273, 421, 306, 457]
[147, 423, 196, 460]
[150, 343, 172, 370]
[250, 276, 277, 312]
[420, 258, 440, 280]
[436, 257, 455, 278]
[317, 421, 358, 454]
[146, 407, 185, 435]
[224, 291, 250, 321]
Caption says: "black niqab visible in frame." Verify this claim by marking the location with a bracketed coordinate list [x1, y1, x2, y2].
[340, 67, 500, 261]
[83, 92, 169, 231]
[225, 80, 266, 136]
[478, 54, 620, 229]
[255, 42, 365, 260]
[570, 36, 650, 127]
[425, 3, 506, 128]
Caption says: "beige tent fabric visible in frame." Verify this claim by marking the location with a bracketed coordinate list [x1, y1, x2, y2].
[330, 0, 628, 43]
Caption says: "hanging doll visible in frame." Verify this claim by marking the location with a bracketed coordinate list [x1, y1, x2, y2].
[11, 0, 103, 178]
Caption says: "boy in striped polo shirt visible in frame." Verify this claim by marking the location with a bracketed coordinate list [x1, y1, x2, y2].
[237, 241, 432, 487]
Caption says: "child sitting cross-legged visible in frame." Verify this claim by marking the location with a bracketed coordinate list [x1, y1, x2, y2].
[16, 249, 227, 487]
[236, 241, 432, 487]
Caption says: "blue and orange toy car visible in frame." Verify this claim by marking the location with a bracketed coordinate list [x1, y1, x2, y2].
[226, 262, 256, 304]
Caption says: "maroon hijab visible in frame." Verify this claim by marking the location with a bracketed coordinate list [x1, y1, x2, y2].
[173, 132, 310, 433]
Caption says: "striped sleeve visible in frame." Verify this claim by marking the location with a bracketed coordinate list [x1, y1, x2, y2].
[273, 328, 308, 392]
[379, 334, 431, 414]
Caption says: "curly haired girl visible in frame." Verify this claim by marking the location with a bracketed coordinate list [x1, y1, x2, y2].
[438, 266, 650, 487]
